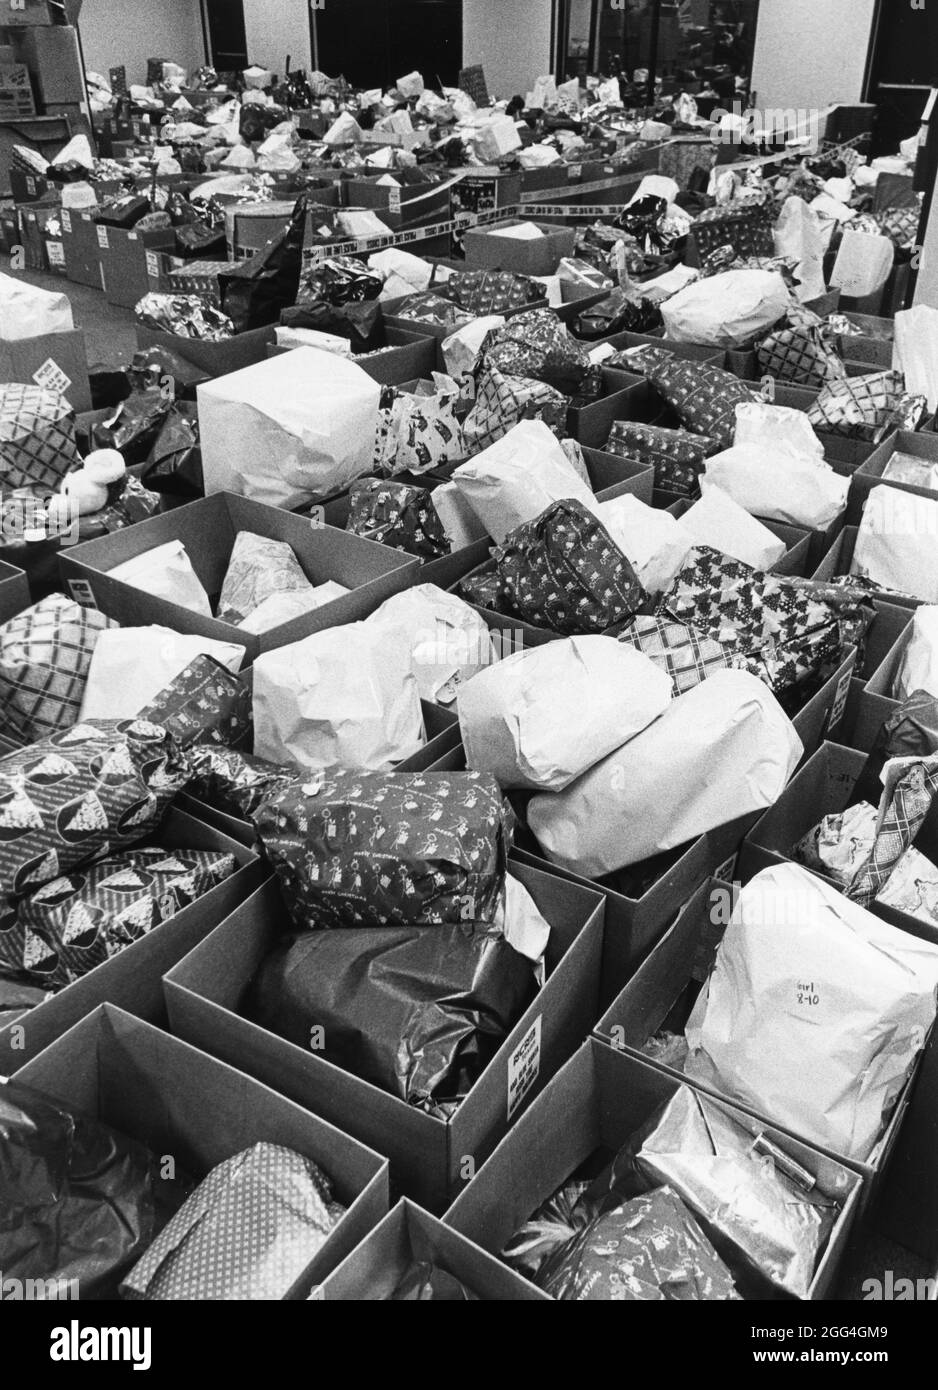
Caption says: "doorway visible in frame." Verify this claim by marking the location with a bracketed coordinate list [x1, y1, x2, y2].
[204, 0, 249, 74]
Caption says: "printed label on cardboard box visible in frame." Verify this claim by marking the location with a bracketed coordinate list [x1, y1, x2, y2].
[827, 669, 853, 734]
[32, 358, 71, 395]
[507, 1014, 542, 1120]
[567, 164, 582, 180]
[67, 579, 98, 609]
[97, 226, 109, 250]
[46, 241, 65, 268]
[388, 186, 402, 213]
[145, 250, 161, 278]
[61, 210, 72, 234]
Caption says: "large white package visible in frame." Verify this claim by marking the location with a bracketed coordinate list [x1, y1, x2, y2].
[831, 229, 894, 299]
[459, 635, 671, 793]
[685, 863, 938, 1161]
[894, 605, 938, 699]
[323, 112, 363, 145]
[852, 487, 938, 603]
[626, 174, 681, 208]
[366, 584, 498, 705]
[237, 583, 350, 635]
[680, 484, 787, 571]
[253, 621, 425, 774]
[893, 305, 938, 413]
[198, 348, 381, 509]
[703, 444, 848, 529]
[109, 540, 212, 616]
[528, 670, 802, 875]
[0, 272, 73, 341]
[79, 626, 245, 719]
[660, 270, 790, 349]
[51, 134, 95, 170]
[452, 420, 594, 543]
[773, 196, 827, 303]
[368, 247, 434, 294]
[428, 481, 488, 550]
[590, 494, 693, 596]
[733, 400, 824, 460]
[473, 114, 522, 161]
[274, 326, 351, 356]
[396, 70, 425, 98]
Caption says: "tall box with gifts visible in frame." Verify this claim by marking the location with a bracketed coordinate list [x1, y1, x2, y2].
[59, 207, 102, 289]
[462, 219, 577, 277]
[0, 328, 91, 413]
[99, 222, 176, 309]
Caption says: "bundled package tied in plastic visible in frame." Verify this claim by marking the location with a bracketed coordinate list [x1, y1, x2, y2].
[527, 670, 803, 877]
[198, 347, 381, 510]
[685, 863, 938, 1162]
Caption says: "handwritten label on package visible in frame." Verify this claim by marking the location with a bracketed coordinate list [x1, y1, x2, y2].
[507, 1014, 542, 1120]
[46, 240, 65, 268]
[61, 209, 72, 234]
[32, 358, 71, 395]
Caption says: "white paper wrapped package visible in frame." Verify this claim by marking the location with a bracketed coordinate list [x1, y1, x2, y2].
[680, 485, 787, 571]
[452, 420, 594, 544]
[733, 401, 824, 461]
[591, 494, 693, 596]
[772, 196, 827, 303]
[441, 316, 505, 403]
[198, 348, 381, 510]
[831, 229, 894, 299]
[0, 272, 74, 341]
[660, 270, 790, 349]
[527, 670, 803, 876]
[108, 540, 212, 616]
[366, 584, 498, 705]
[894, 606, 938, 700]
[253, 621, 425, 774]
[79, 626, 246, 720]
[685, 863, 938, 1161]
[852, 487, 938, 603]
[238, 583, 350, 636]
[429, 482, 488, 550]
[702, 445, 848, 530]
[893, 305, 938, 414]
[459, 635, 673, 793]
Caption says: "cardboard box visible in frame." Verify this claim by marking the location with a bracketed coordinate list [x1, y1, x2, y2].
[462, 220, 577, 277]
[14, 24, 84, 105]
[9, 169, 48, 205]
[0, 806, 263, 1069]
[0, 327, 91, 412]
[567, 377, 649, 449]
[315, 1198, 549, 1299]
[0, 556, 29, 620]
[13, 1004, 390, 1297]
[592, 876, 912, 1208]
[0, 0, 71, 26]
[343, 174, 451, 230]
[839, 675, 898, 756]
[858, 600, 912, 681]
[851, 430, 938, 522]
[875, 1022, 938, 1265]
[589, 327, 724, 370]
[16, 200, 61, 273]
[0, 62, 36, 119]
[267, 326, 438, 388]
[56, 491, 420, 664]
[836, 315, 893, 369]
[444, 1036, 862, 1299]
[60, 207, 102, 290]
[865, 607, 920, 704]
[164, 858, 605, 1214]
[813, 526, 924, 610]
[99, 222, 176, 309]
[450, 167, 522, 217]
[135, 323, 277, 377]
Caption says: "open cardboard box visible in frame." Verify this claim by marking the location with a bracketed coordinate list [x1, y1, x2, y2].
[56, 491, 420, 664]
[0, 329, 92, 414]
[813, 525, 925, 610]
[267, 325, 437, 387]
[164, 857, 605, 1215]
[444, 1036, 862, 1300]
[135, 323, 277, 377]
[0, 806, 263, 1069]
[865, 605, 921, 704]
[0, 558, 30, 622]
[462, 220, 577, 277]
[839, 676, 898, 756]
[584, 327, 726, 368]
[592, 876, 915, 1213]
[12, 1004, 390, 1298]
[313, 1198, 549, 1300]
[60, 208, 103, 291]
[851, 430, 938, 523]
[99, 222, 177, 310]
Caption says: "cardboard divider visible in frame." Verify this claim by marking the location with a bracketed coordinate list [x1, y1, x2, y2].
[12, 1004, 389, 1298]
[135, 323, 277, 376]
[858, 601, 912, 681]
[755, 505, 846, 573]
[315, 1198, 549, 1300]
[865, 612, 920, 702]
[583, 327, 726, 369]
[99, 223, 177, 310]
[443, 1036, 862, 1300]
[0, 806, 264, 1069]
[163, 857, 605, 1214]
[462, 221, 577, 276]
[56, 491, 420, 663]
[839, 677, 898, 755]
[267, 326, 438, 388]
[60, 208, 103, 290]
[851, 430, 938, 523]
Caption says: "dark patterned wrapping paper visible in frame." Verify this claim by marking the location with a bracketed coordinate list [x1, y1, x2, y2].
[456, 561, 513, 618]
[346, 478, 449, 560]
[186, 745, 297, 820]
[757, 325, 847, 388]
[575, 292, 663, 340]
[244, 922, 536, 1113]
[492, 499, 647, 637]
[252, 770, 509, 931]
[617, 616, 764, 695]
[1, 846, 236, 990]
[139, 656, 252, 750]
[447, 269, 546, 316]
[121, 1143, 345, 1301]
[806, 370, 922, 441]
[691, 198, 775, 262]
[0, 385, 83, 492]
[0, 719, 190, 910]
[372, 379, 466, 476]
[642, 349, 759, 448]
[605, 420, 717, 497]
[216, 531, 312, 624]
[463, 366, 569, 452]
[478, 310, 599, 399]
[393, 290, 474, 331]
[0, 596, 115, 748]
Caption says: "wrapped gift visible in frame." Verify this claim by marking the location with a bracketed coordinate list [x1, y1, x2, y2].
[138, 656, 252, 750]
[701, 443, 848, 530]
[0, 385, 82, 492]
[679, 486, 787, 571]
[346, 477, 449, 560]
[877, 846, 938, 929]
[895, 606, 938, 700]
[447, 269, 546, 316]
[463, 366, 569, 452]
[806, 371, 921, 442]
[217, 532, 313, 624]
[366, 585, 497, 705]
[252, 770, 509, 931]
[186, 745, 296, 820]
[109, 540, 212, 617]
[642, 351, 758, 448]
[478, 310, 599, 399]
[605, 421, 717, 498]
[852, 488, 938, 603]
[691, 200, 776, 263]
[792, 801, 879, 888]
[134, 293, 235, 341]
[591, 494, 693, 598]
[372, 374, 466, 476]
[391, 290, 473, 333]
[79, 628, 245, 722]
[0, 597, 114, 747]
[757, 323, 847, 388]
[660, 269, 789, 350]
[617, 616, 761, 696]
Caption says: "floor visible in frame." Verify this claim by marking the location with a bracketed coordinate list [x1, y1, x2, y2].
[13, 265, 140, 370]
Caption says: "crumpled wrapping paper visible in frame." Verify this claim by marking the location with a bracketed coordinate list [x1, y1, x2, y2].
[134, 293, 235, 341]
[605, 420, 716, 498]
[138, 656, 252, 751]
[186, 745, 296, 821]
[685, 862, 938, 1162]
[366, 585, 497, 706]
[346, 478, 449, 560]
[121, 1143, 345, 1300]
[79, 627, 245, 723]
[2, 846, 236, 991]
[0, 596, 114, 747]
[0, 719, 191, 912]
[0, 384, 82, 492]
[458, 635, 672, 792]
[477, 310, 599, 399]
[463, 366, 569, 452]
[641, 350, 758, 449]
[216, 531, 313, 624]
[1, 1077, 191, 1301]
[109, 539, 212, 617]
[252, 770, 509, 931]
[792, 800, 879, 888]
[528, 669, 802, 877]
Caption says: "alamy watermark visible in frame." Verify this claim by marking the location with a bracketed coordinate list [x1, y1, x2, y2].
[1, 1270, 78, 1300]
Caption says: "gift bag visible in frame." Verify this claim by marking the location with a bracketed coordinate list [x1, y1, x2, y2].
[346, 477, 449, 560]
[0, 385, 82, 492]
[0, 597, 114, 746]
[80, 627, 245, 722]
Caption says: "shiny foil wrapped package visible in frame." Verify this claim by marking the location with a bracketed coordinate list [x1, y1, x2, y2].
[252, 770, 509, 930]
[216, 531, 314, 624]
[186, 745, 297, 820]
[134, 293, 235, 341]
[121, 1143, 345, 1300]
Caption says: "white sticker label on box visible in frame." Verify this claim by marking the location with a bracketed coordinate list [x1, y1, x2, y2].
[827, 669, 853, 733]
[47, 240, 65, 268]
[567, 163, 582, 180]
[507, 1014, 542, 1120]
[32, 358, 71, 395]
[388, 186, 402, 213]
[67, 579, 97, 609]
[61, 209, 72, 234]
[145, 250, 161, 278]
[97, 225, 109, 249]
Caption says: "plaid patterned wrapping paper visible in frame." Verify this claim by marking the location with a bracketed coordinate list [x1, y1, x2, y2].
[479, 309, 600, 399]
[806, 370, 918, 442]
[346, 477, 449, 560]
[0, 719, 190, 911]
[139, 656, 252, 751]
[0, 597, 115, 747]
[447, 269, 546, 316]
[0, 385, 83, 492]
[493, 498, 647, 637]
[463, 365, 568, 452]
[642, 350, 759, 449]
[605, 420, 717, 497]
[757, 325, 847, 388]
[617, 616, 764, 695]
[216, 531, 312, 624]
[253, 770, 509, 932]
[121, 1144, 344, 1301]
[372, 379, 466, 476]
[848, 756, 938, 908]
[2, 847, 236, 991]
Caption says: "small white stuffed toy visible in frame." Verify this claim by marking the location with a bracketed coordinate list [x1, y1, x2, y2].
[59, 448, 126, 515]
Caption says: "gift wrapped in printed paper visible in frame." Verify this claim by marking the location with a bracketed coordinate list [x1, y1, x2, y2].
[346, 477, 450, 560]
[372, 374, 466, 476]
[617, 616, 762, 696]
[216, 531, 313, 625]
[121, 1143, 345, 1300]
[0, 975, 49, 1028]
[757, 322, 847, 388]
[0, 719, 191, 912]
[807, 371, 927, 442]
[186, 745, 297, 820]
[2, 846, 236, 991]
[447, 269, 546, 317]
[252, 770, 509, 931]
[1, 1077, 191, 1300]
[463, 366, 569, 452]
[641, 350, 758, 449]
[477, 310, 600, 400]
[575, 290, 663, 341]
[392, 290, 474, 332]
[0, 596, 115, 747]
[138, 656, 252, 750]
[792, 801, 879, 888]
[605, 420, 717, 498]
[0, 384, 82, 492]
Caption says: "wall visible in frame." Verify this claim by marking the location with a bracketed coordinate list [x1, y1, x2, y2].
[750, 0, 877, 112]
[462, 0, 552, 100]
[77, 0, 206, 85]
[242, 0, 310, 72]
